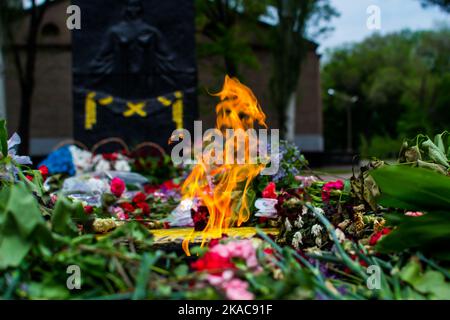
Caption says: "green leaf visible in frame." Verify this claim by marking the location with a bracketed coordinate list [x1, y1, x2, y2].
[0, 119, 8, 158]
[0, 183, 52, 269]
[399, 258, 422, 285]
[27, 280, 71, 300]
[370, 166, 450, 211]
[174, 264, 189, 278]
[377, 211, 450, 258]
[132, 252, 162, 300]
[414, 270, 450, 299]
[51, 197, 84, 236]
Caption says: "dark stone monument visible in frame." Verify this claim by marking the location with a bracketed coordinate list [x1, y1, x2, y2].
[72, 0, 197, 150]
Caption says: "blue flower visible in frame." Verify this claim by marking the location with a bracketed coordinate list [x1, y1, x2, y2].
[39, 146, 76, 176]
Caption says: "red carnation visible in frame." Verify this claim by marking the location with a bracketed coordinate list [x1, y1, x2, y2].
[38, 165, 49, 180]
[144, 184, 158, 194]
[208, 239, 220, 248]
[369, 228, 391, 246]
[120, 202, 135, 213]
[259, 217, 269, 224]
[110, 177, 125, 197]
[102, 153, 118, 161]
[136, 202, 150, 215]
[84, 205, 94, 214]
[160, 180, 180, 191]
[132, 192, 147, 204]
[26, 175, 34, 182]
[192, 206, 209, 231]
[262, 182, 277, 199]
[191, 251, 235, 274]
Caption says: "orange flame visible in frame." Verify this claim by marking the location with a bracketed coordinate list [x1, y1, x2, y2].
[181, 75, 268, 255]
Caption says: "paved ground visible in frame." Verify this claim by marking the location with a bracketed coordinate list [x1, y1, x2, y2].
[307, 166, 354, 181]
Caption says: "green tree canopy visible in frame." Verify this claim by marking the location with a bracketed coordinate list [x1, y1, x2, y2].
[420, 0, 450, 12]
[322, 27, 450, 156]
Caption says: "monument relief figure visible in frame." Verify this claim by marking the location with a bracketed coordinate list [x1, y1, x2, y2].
[73, 0, 198, 148]
[89, 0, 177, 97]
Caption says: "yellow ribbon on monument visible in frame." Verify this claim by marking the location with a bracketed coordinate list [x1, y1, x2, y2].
[123, 101, 147, 117]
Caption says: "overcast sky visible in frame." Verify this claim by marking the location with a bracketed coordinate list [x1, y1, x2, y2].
[319, 0, 449, 54]
[23, 0, 448, 55]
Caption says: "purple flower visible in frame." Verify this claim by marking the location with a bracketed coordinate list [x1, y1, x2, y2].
[7, 133, 32, 165]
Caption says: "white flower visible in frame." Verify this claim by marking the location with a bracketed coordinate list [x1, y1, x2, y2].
[69, 146, 93, 174]
[331, 228, 346, 243]
[285, 219, 293, 232]
[301, 205, 308, 215]
[114, 160, 131, 172]
[315, 237, 322, 247]
[86, 178, 109, 194]
[292, 231, 303, 250]
[295, 175, 318, 188]
[311, 224, 323, 237]
[294, 216, 304, 228]
[94, 159, 111, 172]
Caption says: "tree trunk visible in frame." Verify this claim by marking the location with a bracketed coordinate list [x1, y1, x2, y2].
[0, 41, 6, 121]
[16, 0, 47, 155]
[285, 91, 296, 142]
[18, 85, 33, 154]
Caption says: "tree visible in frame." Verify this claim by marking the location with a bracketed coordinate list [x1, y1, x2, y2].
[195, 0, 267, 77]
[0, 32, 6, 121]
[268, 0, 337, 140]
[322, 28, 450, 156]
[1, 0, 50, 154]
[420, 0, 450, 12]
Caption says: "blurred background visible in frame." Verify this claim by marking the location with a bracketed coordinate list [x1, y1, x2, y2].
[0, 0, 449, 169]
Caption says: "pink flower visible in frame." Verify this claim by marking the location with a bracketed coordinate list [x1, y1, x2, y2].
[295, 175, 317, 188]
[209, 240, 261, 272]
[405, 211, 424, 217]
[324, 180, 344, 190]
[322, 180, 344, 202]
[193, 239, 260, 300]
[50, 194, 58, 204]
[223, 279, 254, 300]
[112, 207, 128, 221]
[207, 270, 234, 286]
[110, 177, 125, 197]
